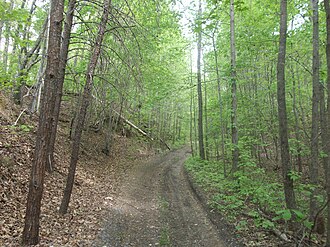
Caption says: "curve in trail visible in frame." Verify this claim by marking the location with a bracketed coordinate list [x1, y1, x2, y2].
[95, 148, 240, 247]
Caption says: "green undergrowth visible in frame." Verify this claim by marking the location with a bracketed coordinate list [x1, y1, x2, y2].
[185, 157, 319, 237]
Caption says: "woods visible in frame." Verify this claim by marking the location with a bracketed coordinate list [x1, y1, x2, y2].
[1, 0, 330, 245]
[187, 0, 330, 245]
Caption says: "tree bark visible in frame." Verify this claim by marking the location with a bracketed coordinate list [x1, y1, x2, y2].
[2, 0, 13, 74]
[59, 0, 111, 214]
[103, 103, 114, 156]
[212, 32, 226, 176]
[0, 19, 3, 51]
[323, 0, 330, 245]
[197, 0, 205, 160]
[190, 64, 195, 156]
[230, 0, 239, 173]
[30, 28, 48, 114]
[22, 0, 64, 244]
[290, 60, 302, 173]
[276, 0, 297, 229]
[204, 70, 209, 160]
[309, 0, 320, 223]
[47, 0, 76, 173]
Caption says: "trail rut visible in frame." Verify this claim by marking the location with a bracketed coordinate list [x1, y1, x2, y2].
[95, 148, 241, 247]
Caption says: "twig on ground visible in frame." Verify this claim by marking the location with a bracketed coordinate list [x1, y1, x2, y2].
[13, 108, 27, 126]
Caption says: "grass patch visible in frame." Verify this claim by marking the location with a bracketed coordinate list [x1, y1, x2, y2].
[159, 227, 171, 246]
[158, 195, 171, 246]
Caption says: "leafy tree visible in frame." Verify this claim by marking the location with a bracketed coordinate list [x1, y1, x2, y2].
[196, 0, 205, 159]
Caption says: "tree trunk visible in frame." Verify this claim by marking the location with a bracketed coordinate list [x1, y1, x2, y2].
[323, 0, 330, 245]
[320, 82, 327, 173]
[190, 70, 194, 156]
[59, 0, 111, 214]
[276, 0, 297, 229]
[22, 0, 64, 244]
[193, 83, 198, 154]
[47, 0, 76, 173]
[103, 103, 114, 156]
[290, 61, 302, 173]
[204, 71, 209, 160]
[0, 19, 3, 51]
[197, 0, 205, 160]
[30, 28, 48, 113]
[309, 0, 320, 223]
[212, 33, 226, 176]
[2, 0, 13, 74]
[230, 0, 239, 173]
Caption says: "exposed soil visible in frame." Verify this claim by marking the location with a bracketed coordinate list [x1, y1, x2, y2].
[95, 147, 242, 247]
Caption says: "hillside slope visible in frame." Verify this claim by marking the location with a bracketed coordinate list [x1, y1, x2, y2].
[0, 93, 154, 246]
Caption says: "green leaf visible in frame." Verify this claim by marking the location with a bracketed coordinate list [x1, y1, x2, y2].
[292, 209, 304, 220]
[19, 124, 33, 132]
[288, 170, 300, 182]
[303, 220, 313, 229]
[274, 209, 292, 221]
[319, 151, 328, 158]
[282, 210, 292, 220]
[261, 219, 275, 229]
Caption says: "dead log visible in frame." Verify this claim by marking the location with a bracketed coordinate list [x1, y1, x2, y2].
[112, 110, 171, 150]
[113, 110, 154, 141]
[159, 137, 171, 150]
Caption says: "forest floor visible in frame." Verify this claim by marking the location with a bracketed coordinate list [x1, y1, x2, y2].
[0, 93, 157, 246]
[0, 92, 243, 246]
[0, 92, 275, 246]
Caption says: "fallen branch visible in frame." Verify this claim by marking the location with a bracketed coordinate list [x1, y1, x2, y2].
[112, 110, 171, 150]
[90, 94, 171, 150]
[271, 228, 290, 242]
[112, 110, 154, 141]
[13, 108, 27, 126]
[159, 137, 171, 150]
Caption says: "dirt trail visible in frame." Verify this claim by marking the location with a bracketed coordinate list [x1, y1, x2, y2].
[95, 148, 240, 247]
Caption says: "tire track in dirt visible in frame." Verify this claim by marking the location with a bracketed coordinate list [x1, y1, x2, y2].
[95, 147, 241, 247]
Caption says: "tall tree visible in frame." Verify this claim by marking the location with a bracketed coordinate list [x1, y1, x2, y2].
[196, 0, 205, 160]
[190, 53, 195, 156]
[324, 0, 330, 245]
[309, 0, 320, 223]
[47, 0, 77, 172]
[22, 0, 64, 243]
[230, 0, 238, 173]
[59, 0, 111, 214]
[2, 0, 13, 74]
[211, 28, 226, 176]
[276, 0, 297, 226]
[204, 72, 209, 160]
